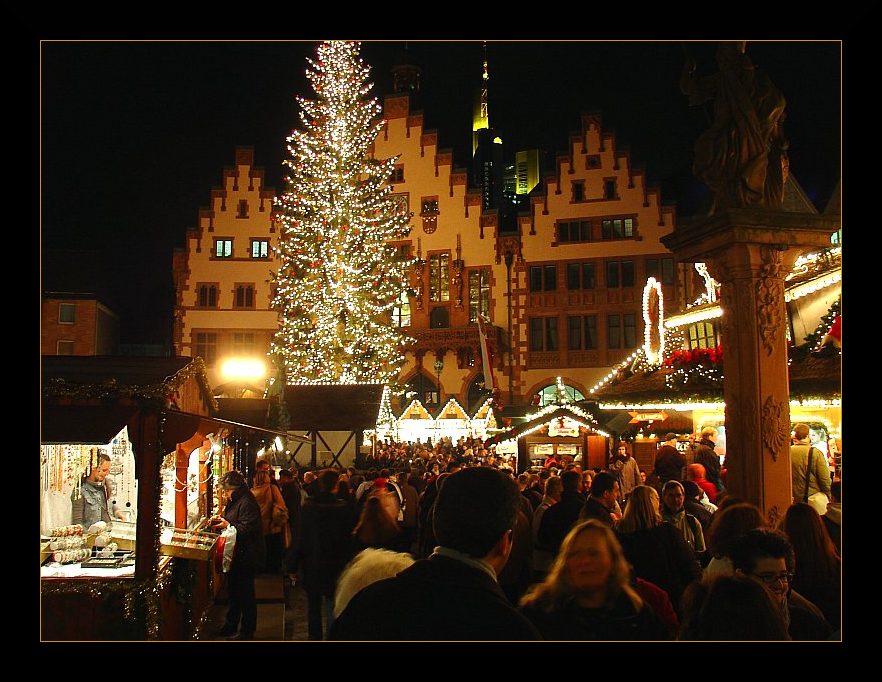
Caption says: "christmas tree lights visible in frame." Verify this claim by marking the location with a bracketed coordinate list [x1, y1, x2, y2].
[270, 41, 414, 387]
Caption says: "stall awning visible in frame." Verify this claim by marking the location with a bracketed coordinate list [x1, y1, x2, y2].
[40, 404, 140, 444]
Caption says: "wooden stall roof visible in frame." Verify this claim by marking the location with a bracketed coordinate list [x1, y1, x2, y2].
[41, 404, 140, 444]
[284, 384, 385, 431]
[41, 355, 216, 412]
[216, 397, 272, 428]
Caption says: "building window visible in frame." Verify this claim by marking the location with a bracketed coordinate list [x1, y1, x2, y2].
[468, 269, 490, 323]
[621, 260, 635, 287]
[429, 252, 449, 302]
[623, 313, 637, 348]
[607, 314, 621, 349]
[584, 315, 597, 349]
[661, 258, 675, 286]
[57, 340, 75, 355]
[529, 266, 543, 292]
[530, 265, 557, 292]
[567, 315, 597, 350]
[604, 179, 617, 199]
[234, 284, 255, 309]
[567, 316, 582, 350]
[530, 317, 558, 351]
[558, 220, 591, 243]
[393, 291, 411, 327]
[606, 261, 634, 288]
[232, 332, 256, 355]
[214, 239, 233, 258]
[601, 218, 634, 240]
[645, 257, 675, 285]
[566, 262, 596, 290]
[395, 244, 412, 262]
[195, 332, 218, 366]
[544, 265, 557, 291]
[606, 261, 620, 288]
[421, 197, 439, 215]
[58, 303, 76, 324]
[390, 165, 405, 183]
[251, 239, 270, 259]
[197, 284, 218, 308]
[688, 322, 719, 350]
[572, 181, 585, 202]
[237, 200, 248, 218]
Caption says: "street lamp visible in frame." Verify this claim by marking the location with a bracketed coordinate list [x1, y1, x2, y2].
[434, 356, 444, 407]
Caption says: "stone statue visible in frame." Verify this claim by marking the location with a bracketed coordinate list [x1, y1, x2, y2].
[681, 41, 788, 214]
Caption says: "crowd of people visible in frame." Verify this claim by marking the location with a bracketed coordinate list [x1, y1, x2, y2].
[207, 426, 841, 641]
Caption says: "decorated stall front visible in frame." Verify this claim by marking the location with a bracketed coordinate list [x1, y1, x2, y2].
[591, 247, 842, 471]
[484, 378, 610, 473]
[39, 356, 254, 640]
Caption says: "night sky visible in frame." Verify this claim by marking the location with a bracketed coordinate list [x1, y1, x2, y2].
[40, 40, 841, 345]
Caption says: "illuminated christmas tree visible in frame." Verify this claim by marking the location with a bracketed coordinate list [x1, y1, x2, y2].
[270, 41, 414, 385]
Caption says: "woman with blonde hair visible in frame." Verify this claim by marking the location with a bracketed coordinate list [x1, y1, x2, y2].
[615, 485, 701, 615]
[519, 519, 668, 640]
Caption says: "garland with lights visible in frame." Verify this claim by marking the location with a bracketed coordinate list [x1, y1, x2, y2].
[270, 40, 414, 390]
[663, 345, 723, 390]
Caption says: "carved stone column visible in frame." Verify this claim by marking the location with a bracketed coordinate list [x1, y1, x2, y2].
[662, 208, 838, 523]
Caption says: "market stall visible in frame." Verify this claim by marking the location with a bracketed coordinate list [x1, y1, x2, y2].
[39, 356, 246, 640]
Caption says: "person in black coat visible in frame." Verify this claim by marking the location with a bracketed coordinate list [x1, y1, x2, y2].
[614, 486, 702, 615]
[329, 467, 541, 640]
[209, 470, 263, 640]
[300, 469, 357, 640]
[694, 427, 724, 492]
[538, 470, 589, 554]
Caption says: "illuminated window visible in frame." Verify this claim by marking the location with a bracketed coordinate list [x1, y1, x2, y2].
[393, 291, 411, 327]
[688, 322, 719, 350]
[429, 253, 449, 302]
[197, 284, 218, 308]
[195, 332, 218, 365]
[58, 303, 76, 324]
[214, 239, 233, 258]
[237, 200, 248, 218]
[234, 284, 255, 309]
[251, 239, 269, 259]
[468, 269, 490, 323]
[601, 218, 635, 240]
[538, 383, 585, 405]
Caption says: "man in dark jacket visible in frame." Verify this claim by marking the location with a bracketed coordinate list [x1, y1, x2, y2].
[300, 468, 356, 640]
[694, 427, 724, 492]
[578, 471, 619, 528]
[538, 470, 589, 553]
[279, 469, 302, 578]
[653, 433, 685, 486]
[329, 466, 541, 640]
[210, 470, 262, 640]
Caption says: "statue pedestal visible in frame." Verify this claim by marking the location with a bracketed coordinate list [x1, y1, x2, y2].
[662, 208, 838, 524]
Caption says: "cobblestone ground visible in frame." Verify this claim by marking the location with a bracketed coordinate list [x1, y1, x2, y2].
[201, 573, 321, 641]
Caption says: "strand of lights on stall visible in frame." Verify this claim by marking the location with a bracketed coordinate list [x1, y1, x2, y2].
[642, 277, 665, 364]
[784, 270, 842, 302]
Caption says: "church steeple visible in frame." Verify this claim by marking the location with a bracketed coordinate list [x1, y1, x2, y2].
[390, 41, 422, 95]
[472, 42, 491, 156]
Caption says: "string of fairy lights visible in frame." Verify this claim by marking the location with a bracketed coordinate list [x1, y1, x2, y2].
[270, 41, 414, 389]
